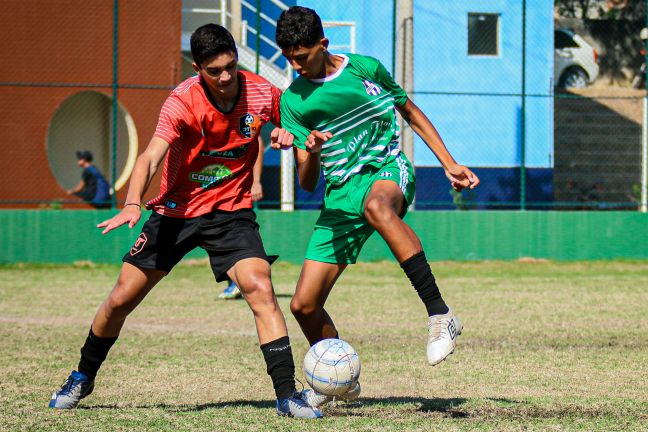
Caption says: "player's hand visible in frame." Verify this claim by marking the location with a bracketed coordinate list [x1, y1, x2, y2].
[97, 206, 141, 234]
[305, 130, 333, 154]
[444, 164, 480, 192]
[270, 127, 294, 150]
[251, 181, 264, 202]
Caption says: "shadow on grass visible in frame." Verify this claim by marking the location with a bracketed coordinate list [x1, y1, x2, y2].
[79, 397, 644, 421]
[81, 397, 469, 414]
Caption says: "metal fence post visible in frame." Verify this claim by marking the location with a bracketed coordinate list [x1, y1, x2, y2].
[392, 0, 397, 76]
[642, 0, 648, 212]
[255, 0, 261, 75]
[111, 0, 119, 209]
[396, 0, 414, 166]
[520, 0, 527, 210]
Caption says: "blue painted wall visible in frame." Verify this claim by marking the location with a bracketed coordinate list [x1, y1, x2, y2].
[263, 1, 555, 207]
[412, 1, 554, 168]
[296, 0, 395, 73]
[266, 1, 553, 168]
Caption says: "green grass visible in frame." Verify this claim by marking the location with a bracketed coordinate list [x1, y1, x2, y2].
[1, 260, 647, 431]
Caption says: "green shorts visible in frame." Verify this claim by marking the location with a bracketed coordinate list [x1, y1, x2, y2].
[305, 151, 416, 264]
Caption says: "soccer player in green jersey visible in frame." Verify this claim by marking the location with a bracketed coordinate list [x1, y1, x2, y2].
[272, 6, 480, 400]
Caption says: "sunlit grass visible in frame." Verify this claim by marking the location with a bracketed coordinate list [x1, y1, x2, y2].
[1, 260, 646, 431]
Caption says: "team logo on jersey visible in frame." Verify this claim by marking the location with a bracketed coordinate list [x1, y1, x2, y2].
[130, 233, 148, 256]
[200, 144, 248, 160]
[363, 80, 382, 96]
[189, 164, 233, 189]
[239, 113, 262, 138]
[165, 200, 177, 209]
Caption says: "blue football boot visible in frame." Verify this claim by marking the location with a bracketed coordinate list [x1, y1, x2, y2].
[276, 391, 323, 418]
[48, 370, 94, 409]
[218, 280, 242, 300]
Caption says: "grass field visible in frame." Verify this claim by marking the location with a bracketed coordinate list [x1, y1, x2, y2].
[1, 260, 647, 431]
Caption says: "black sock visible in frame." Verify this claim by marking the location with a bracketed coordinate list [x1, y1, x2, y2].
[260, 336, 296, 400]
[78, 328, 118, 381]
[401, 251, 449, 316]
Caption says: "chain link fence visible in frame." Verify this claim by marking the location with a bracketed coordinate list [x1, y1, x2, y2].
[0, 0, 646, 211]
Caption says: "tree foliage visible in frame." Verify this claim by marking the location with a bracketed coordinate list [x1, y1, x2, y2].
[555, 0, 645, 20]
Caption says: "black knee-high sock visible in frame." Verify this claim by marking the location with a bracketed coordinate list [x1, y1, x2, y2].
[401, 251, 449, 316]
[78, 328, 118, 381]
[260, 336, 296, 400]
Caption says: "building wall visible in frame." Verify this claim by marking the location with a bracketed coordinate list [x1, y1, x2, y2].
[0, 0, 181, 206]
[297, 0, 395, 73]
[413, 0, 554, 168]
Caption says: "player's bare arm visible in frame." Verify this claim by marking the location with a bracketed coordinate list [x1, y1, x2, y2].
[97, 137, 170, 234]
[293, 130, 332, 192]
[396, 99, 480, 191]
[66, 180, 85, 195]
[251, 135, 265, 202]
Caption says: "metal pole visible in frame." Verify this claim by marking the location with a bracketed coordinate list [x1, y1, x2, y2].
[642, 0, 648, 212]
[642, 97, 647, 212]
[111, 0, 119, 209]
[255, 0, 261, 74]
[396, 0, 414, 165]
[280, 150, 295, 211]
[280, 64, 295, 211]
[520, 0, 527, 210]
[392, 0, 397, 76]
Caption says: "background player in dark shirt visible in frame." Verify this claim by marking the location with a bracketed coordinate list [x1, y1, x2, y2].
[66, 150, 111, 208]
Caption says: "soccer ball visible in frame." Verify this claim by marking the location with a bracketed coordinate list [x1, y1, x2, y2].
[303, 338, 361, 396]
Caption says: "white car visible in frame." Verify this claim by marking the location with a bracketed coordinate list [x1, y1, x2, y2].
[554, 28, 600, 88]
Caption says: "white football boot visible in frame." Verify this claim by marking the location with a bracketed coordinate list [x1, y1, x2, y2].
[426, 308, 463, 365]
[303, 382, 361, 408]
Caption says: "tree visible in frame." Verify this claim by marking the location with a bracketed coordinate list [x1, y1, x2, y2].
[555, 0, 607, 19]
[555, 0, 644, 20]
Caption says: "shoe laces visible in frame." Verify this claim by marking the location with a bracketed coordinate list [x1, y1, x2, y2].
[59, 376, 79, 394]
[428, 315, 449, 342]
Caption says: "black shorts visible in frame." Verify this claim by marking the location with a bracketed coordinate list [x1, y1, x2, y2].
[122, 209, 277, 282]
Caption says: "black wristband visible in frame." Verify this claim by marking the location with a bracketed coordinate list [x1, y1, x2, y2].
[124, 203, 141, 209]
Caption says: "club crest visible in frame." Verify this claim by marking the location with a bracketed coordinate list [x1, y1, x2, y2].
[130, 233, 148, 256]
[363, 80, 382, 96]
[239, 113, 261, 138]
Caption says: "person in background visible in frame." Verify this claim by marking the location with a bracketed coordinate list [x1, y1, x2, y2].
[67, 150, 111, 208]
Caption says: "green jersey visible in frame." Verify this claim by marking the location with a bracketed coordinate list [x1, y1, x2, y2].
[280, 53, 408, 185]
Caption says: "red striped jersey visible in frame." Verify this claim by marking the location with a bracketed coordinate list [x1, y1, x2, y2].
[146, 71, 281, 218]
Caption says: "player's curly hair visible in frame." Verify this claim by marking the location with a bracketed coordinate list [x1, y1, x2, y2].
[190, 24, 238, 66]
[276, 6, 324, 49]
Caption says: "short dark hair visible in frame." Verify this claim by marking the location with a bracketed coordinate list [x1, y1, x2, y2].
[190, 24, 238, 66]
[276, 6, 324, 49]
[76, 150, 93, 162]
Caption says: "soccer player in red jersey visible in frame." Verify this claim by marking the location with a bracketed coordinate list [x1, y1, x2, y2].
[48, 24, 322, 419]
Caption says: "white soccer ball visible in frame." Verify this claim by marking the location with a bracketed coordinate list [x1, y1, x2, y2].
[303, 338, 361, 396]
